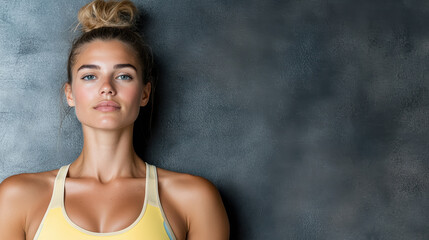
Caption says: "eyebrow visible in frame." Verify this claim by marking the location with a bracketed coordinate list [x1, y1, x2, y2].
[114, 64, 137, 71]
[77, 64, 100, 72]
[77, 64, 137, 72]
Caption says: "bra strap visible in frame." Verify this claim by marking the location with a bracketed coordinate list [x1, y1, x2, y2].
[146, 163, 160, 206]
[49, 164, 70, 209]
[145, 163, 177, 240]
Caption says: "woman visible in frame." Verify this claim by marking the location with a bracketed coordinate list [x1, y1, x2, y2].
[0, 0, 230, 239]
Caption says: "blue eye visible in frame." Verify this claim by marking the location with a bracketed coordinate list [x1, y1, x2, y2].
[82, 75, 96, 81]
[117, 74, 133, 80]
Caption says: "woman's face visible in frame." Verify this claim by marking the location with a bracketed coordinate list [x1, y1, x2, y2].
[65, 40, 151, 130]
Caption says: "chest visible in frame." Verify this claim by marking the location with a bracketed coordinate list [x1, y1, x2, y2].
[64, 179, 145, 232]
[26, 178, 187, 240]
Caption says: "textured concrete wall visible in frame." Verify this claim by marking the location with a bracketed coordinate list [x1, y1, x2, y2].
[0, 0, 428, 239]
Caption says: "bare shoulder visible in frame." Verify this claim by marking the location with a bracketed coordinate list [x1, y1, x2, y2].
[0, 169, 58, 216]
[0, 169, 58, 237]
[156, 167, 221, 203]
[0, 169, 57, 199]
[156, 166, 230, 239]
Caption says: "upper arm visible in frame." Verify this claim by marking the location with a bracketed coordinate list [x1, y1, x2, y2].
[185, 176, 230, 240]
[0, 175, 28, 240]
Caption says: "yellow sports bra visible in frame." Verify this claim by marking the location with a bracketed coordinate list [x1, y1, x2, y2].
[33, 162, 176, 240]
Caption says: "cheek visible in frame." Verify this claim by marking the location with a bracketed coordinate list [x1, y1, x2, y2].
[71, 84, 96, 121]
[121, 86, 143, 122]
[73, 87, 93, 106]
[121, 86, 143, 106]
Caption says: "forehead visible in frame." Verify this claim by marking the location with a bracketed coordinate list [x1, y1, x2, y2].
[74, 40, 140, 70]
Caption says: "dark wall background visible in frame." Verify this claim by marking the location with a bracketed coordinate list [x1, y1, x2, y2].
[1, 0, 428, 239]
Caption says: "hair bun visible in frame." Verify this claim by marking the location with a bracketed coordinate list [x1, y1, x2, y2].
[77, 0, 137, 32]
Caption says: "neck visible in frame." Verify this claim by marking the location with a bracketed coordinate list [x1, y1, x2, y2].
[71, 124, 145, 183]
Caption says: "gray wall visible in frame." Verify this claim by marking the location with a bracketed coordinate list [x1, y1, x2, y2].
[1, 0, 428, 239]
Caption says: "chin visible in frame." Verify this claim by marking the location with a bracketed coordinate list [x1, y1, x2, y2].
[80, 118, 134, 131]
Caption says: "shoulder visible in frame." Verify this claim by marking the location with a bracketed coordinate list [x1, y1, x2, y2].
[0, 169, 57, 199]
[156, 167, 221, 205]
[0, 169, 58, 237]
[156, 166, 229, 238]
[0, 169, 57, 218]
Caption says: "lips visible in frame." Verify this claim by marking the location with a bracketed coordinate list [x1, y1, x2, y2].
[94, 100, 121, 112]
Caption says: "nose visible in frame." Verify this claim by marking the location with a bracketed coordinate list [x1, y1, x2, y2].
[99, 78, 116, 96]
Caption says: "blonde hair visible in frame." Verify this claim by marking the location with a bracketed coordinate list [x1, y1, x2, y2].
[63, 0, 156, 148]
[77, 0, 137, 32]
[68, 0, 151, 85]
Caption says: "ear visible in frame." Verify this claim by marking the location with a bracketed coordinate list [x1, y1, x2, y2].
[140, 82, 151, 107]
[64, 83, 75, 107]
